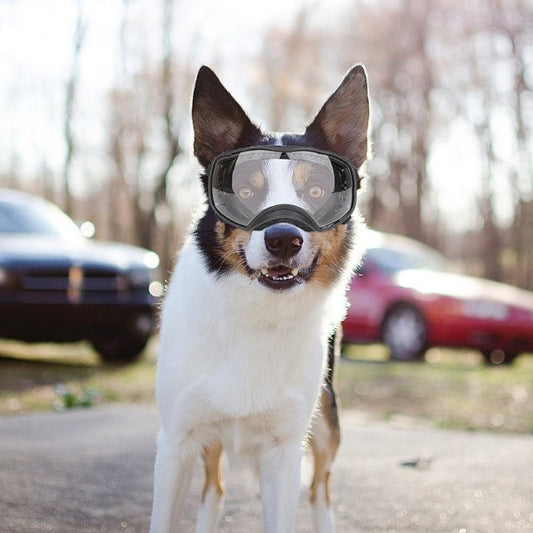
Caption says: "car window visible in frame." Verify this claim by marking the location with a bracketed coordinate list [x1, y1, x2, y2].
[367, 245, 451, 275]
[0, 200, 83, 241]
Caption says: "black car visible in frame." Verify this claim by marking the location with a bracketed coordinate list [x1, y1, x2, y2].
[0, 189, 163, 363]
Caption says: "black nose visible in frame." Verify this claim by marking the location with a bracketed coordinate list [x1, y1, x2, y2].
[264, 224, 303, 259]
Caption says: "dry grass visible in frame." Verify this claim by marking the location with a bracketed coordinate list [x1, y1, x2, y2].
[0, 339, 157, 413]
[339, 344, 533, 434]
[1, 339, 533, 434]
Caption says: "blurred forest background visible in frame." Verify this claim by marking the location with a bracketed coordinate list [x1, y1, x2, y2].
[1, 0, 533, 287]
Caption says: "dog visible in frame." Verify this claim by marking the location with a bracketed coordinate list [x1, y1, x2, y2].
[150, 64, 370, 533]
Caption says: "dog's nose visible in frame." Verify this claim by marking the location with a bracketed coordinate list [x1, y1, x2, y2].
[264, 224, 303, 259]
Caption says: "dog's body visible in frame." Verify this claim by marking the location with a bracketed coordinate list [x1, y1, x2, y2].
[151, 65, 370, 533]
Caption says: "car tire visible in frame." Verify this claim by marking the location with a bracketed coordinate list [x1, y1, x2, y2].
[382, 304, 427, 361]
[91, 334, 150, 364]
[482, 349, 518, 366]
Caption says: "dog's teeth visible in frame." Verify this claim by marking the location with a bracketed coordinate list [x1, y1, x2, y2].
[291, 268, 299, 276]
[261, 268, 268, 276]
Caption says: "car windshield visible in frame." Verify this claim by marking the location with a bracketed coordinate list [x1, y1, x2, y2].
[0, 199, 83, 241]
[367, 243, 452, 275]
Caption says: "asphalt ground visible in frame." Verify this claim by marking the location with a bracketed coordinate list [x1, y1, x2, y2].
[0, 405, 532, 532]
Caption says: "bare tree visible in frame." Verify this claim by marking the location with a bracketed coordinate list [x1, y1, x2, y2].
[144, 0, 180, 252]
[446, 0, 533, 283]
[103, 0, 190, 276]
[331, 0, 438, 244]
[252, 5, 339, 133]
[495, 0, 533, 287]
[330, 0, 533, 286]
[63, 0, 85, 217]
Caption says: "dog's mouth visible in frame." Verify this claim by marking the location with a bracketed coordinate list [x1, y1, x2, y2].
[258, 265, 301, 290]
[251, 254, 319, 291]
[238, 249, 320, 291]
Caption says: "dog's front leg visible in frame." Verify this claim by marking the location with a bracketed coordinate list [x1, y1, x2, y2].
[150, 430, 199, 533]
[195, 442, 224, 533]
[259, 440, 303, 533]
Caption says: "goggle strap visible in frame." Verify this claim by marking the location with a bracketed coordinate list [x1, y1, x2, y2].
[245, 204, 322, 232]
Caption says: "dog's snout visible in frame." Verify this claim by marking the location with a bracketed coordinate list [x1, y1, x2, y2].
[264, 224, 303, 259]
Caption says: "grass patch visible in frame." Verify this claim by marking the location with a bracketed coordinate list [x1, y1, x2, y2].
[1, 339, 533, 434]
[0, 339, 157, 414]
[339, 344, 533, 434]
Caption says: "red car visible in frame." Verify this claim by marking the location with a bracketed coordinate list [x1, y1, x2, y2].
[343, 231, 533, 364]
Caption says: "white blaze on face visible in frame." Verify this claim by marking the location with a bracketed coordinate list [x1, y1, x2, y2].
[260, 160, 303, 210]
[240, 159, 312, 272]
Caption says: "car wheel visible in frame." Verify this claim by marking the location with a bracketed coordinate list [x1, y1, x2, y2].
[382, 304, 427, 361]
[91, 333, 150, 364]
[482, 349, 518, 365]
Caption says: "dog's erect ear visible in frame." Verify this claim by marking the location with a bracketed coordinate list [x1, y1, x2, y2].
[305, 65, 370, 169]
[192, 66, 262, 168]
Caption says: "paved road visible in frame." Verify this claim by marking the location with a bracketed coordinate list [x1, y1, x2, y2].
[0, 405, 532, 532]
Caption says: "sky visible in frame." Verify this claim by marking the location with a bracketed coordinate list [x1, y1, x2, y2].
[0, 0, 507, 232]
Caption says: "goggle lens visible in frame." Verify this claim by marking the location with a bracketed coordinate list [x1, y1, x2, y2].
[207, 147, 358, 232]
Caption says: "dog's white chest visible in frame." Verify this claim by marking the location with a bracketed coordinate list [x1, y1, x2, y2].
[156, 239, 336, 438]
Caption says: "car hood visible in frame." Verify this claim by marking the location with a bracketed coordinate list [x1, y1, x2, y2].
[394, 269, 533, 311]
[0, 236, 159, 271]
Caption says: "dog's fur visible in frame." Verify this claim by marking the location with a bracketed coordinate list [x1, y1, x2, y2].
[150, 65, 370, 533]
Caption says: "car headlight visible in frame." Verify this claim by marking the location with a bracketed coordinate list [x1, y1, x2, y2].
[149, 281, 164, 297]
[143, 251, 160, 269]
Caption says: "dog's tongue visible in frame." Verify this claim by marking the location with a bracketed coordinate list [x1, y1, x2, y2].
[268, 266, 292, 278]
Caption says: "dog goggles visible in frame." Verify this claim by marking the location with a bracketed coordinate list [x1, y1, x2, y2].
[207, 146, 359, 232]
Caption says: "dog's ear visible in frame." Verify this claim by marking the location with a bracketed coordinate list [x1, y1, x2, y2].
[192, 66, 262, 168]
[305, 65, 370, 169]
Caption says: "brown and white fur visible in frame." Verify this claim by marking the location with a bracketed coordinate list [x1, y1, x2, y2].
[150, 65, 370, 533]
